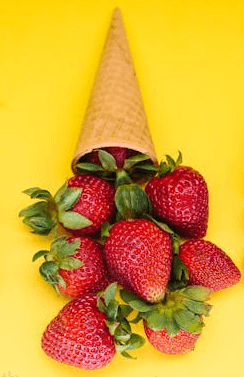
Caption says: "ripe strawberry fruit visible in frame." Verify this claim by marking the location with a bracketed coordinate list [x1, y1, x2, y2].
[145, 152, 208, 239]
[33, 236, 110, 297]
[144, 325, 201, 355]
[41, 283, 145, 369]
[104, 219, 173, 303]
[41, 293, 116, 370]
[66, 175, 116, 236]
[120, 285, 212, 355]
[19, 174, 116, 237]
[178, 239, 241, 291]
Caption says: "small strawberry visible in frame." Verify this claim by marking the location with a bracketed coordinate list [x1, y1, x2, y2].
[19, 174, 116, 237]
[86, 147, 137, 169]
[33, 236, 110, 297]
[178, 239, 241, 291]
[145, 152, 209, 239]
[120, 285, 212, 355]
[41, 283, 145, 370]
[104, 219, 173, 303]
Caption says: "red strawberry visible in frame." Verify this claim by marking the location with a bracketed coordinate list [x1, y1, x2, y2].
[104, 219, 173, 303]
[66, 175, 116, 236]
[144, 324, 201, 355]
[178, 239, 241, 291]
[86, 147, 137, 169]
[121, 285, 211, 355]
[145, 153, 208, 239]
[34, 236, 111, 297]
[41, 293, 116, 370]
[41, 283, 145, 369]
[19, 174, 116, 237]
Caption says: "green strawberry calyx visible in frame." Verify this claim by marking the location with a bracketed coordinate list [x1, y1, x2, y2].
[157, 150, 182, 177]
[97, 282, 145, 359]
[19, 182, 92, 236]
[120, 285, 212, 337]
[75, 150, 158, 187]
[32, 236, 83, 295]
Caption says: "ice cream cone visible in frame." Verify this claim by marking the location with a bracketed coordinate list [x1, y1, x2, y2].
[71, 8, 157, 173]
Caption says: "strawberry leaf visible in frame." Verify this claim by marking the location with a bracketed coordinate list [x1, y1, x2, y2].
[59, 257, 83, 270]
[123, 154, 151, 170]
[104, 282, 118, 306]
[98, 150, 117, 172]
[181, 286, 212, 301]
[23, 214, 55, 235]
[76, 162, 104, 172]
[56, 238, 81, 258]
[106, 299, 120, 321]
[19, 201, 49, 218]
[173, 309, 204, 333]
[182, 298, 212, 317]
[23, 187, 52, 200]
[58, 211, 92, 230]
[57, 187, 82, 211]
[54, 181, 68, 204]
[32, 249, 49, 262]
[115, 183, 150, 219]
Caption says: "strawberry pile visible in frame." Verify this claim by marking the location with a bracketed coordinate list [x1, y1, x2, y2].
[19, 148, 241, 369]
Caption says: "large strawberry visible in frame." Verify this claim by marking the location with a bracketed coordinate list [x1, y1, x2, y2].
[145, 152, 209, 239]
[120, 285, 212, 355]
[19, 174, 116, 237]
[33, 236, 110, 297]
[178, 239, 241, 291]
[104, 219, 173, 303]
[41, 283, 145, 369]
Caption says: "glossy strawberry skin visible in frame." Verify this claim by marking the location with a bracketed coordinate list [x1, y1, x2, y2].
[41, 294, 116, 370]
[66, 175, 116, 236]
[179, 239, 241, 291]
[58, 236, 111, 297]
[87, 147, 137, 169]
[144, 321, 200, 355]
[104, 219, 173, 303]
[145, 166, 208, 239]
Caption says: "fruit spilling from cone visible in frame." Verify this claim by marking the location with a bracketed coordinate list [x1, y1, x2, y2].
[19, 8, 241, 371]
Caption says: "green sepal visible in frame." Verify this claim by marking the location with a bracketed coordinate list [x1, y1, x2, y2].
[168, 255, 189, 290]
[32, 249, 49, 262]
[58, 211, 92, 230]
[56, 187, 82, 211]
[104, 282, 117, 306]
[19, 201, 49, 218]
[144, 214, 176, 236]
[120, 351, 137, 359]
[158, 151, 182, 177]
[98, 150, 117, 172]
[115, 169, 132, 187]
[123, 154, 151, 170]
[164, 316, 180, 336]
[173, 309, 204, 333]
[76, 162, 104, 173]
[23, 187, 52, 200]
[98, 283, 146, 358]
[182, 298, 212, 317]
[51, 237, 81, 258]
[101, 222, 112, 239]
[115, 183, 150, 219]
[59, 257, 83, 270]
[142, 310, 168, 331]
[181, 286, 212, 301]
[39, 260, 66, 293]
[22, 214, 56, 235]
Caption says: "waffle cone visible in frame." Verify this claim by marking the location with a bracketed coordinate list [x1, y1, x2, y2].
[72, 8, 157, 172]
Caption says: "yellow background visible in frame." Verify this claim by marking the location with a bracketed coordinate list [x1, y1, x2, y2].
[1, 0, 244, 376]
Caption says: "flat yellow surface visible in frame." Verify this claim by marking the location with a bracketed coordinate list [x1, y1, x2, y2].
[1, 1, 244, 376]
